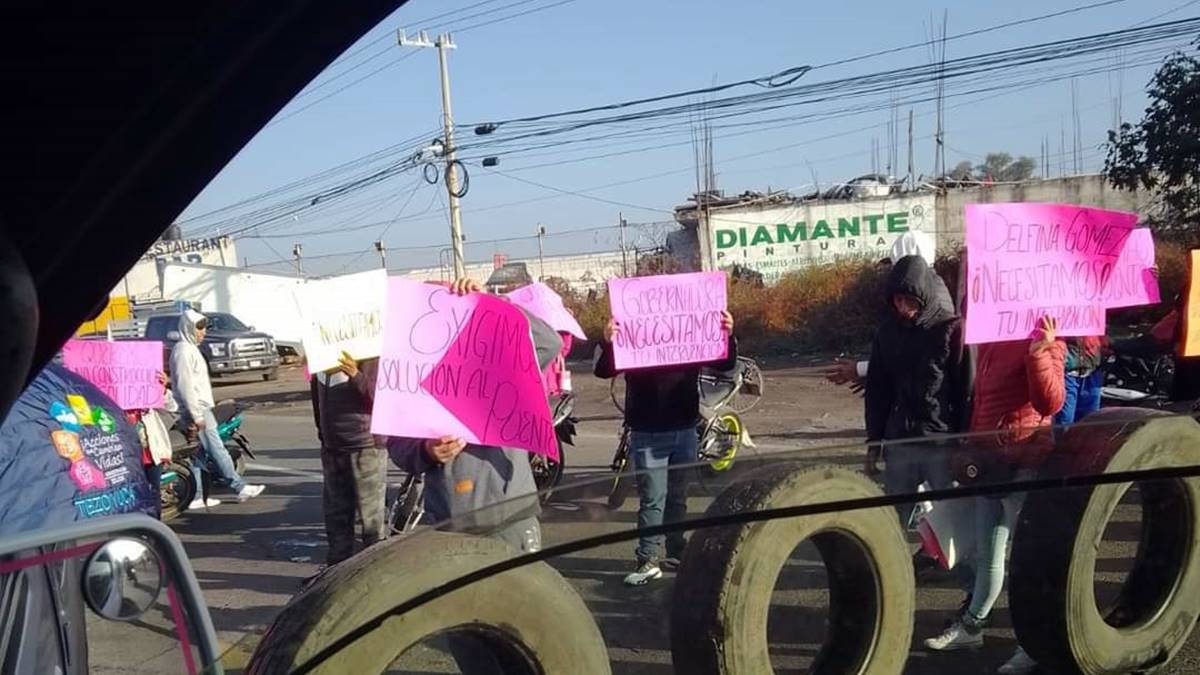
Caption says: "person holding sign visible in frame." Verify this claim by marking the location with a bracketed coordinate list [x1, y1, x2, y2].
[170, 310, 264, 503]
[924, 316, 1064, 673]
[595, 305, 737, 587]
[310, 351, 385, 567]
[385, 279, 564, 554]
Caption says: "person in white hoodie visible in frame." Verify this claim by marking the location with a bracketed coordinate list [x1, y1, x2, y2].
[170, 310, 264, 503]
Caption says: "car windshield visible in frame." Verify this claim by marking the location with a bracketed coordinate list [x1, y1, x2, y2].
[13, 2, 1200, 675]
[205, 313, 247, 332]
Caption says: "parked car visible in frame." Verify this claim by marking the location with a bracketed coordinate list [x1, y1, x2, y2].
[143, 312, 280, 381]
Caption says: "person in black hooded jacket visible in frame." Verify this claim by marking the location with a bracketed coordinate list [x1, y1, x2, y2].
[864, 255, 962, 516]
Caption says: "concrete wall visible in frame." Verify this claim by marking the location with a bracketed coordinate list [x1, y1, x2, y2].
[398, 251, 630, 292]
[934, 174, 1144, 249]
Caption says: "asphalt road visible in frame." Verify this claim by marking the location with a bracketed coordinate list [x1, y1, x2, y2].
[145, 364, 1200, 675]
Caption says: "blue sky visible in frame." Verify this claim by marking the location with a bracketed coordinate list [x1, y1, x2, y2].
[176, 0, 1199, 274]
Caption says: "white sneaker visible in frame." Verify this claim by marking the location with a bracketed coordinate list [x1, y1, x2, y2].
[923, 620, 984, 651]
[998, 647, 1038, 674]
[623, 560, 662, 586]
[187, 497, 221, 510]
[237, 484, 265, 502]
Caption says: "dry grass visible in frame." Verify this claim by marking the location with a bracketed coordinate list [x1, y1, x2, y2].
[552, 241, 1185, 356]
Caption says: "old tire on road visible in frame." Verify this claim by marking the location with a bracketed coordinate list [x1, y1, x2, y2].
[247, 531, 611, 675]
[1010, 408, 1200, 675]
[671, 464, 914, 675]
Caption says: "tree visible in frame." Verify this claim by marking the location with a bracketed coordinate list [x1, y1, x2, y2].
[975, 153, 1036, 182]
[1105, 48, 1200, 232]
[947, 153, 1036, 181]
[950, 160, 974, 180]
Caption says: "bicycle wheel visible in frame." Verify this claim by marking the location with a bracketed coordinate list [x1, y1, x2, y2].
[607, 429, 632, 510]
[610, 376, 625, 415]
[728, 359, 763, 414]
[703, 413, 742, 473]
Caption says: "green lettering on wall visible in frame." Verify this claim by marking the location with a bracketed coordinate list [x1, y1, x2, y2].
[811, 220, 834, 239]
[749, 225, 774, 246]
[776, 222, 807, 243]
[886, 212, 909, 232]
[837, 216, 860, 237]
[715, 230, 738, 249]
[863, 214, 885, 234]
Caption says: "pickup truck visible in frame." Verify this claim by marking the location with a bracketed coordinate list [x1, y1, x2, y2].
[144, 312, 280, 381]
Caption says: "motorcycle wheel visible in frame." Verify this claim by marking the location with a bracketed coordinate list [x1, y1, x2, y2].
[389, 477, 425, 536]
[227, 442, 247, 475]
[702, 413, 742, 474]
[530, 444, 565, 503]
[162, 462, 196, 521]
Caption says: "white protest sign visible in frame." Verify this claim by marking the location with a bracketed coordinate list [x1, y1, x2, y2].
[294, 269, 387, 372]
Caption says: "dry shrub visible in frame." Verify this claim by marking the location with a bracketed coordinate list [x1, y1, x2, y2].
[727, 259, 887, 353]
[553, 240, 1187, 358]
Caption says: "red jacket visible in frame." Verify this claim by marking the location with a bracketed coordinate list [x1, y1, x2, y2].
[970, 340, 1066, 453]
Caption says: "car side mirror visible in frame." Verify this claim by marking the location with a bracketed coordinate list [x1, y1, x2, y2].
[83, 537, 163, 621]
[167, 331, 181, 341]
[248, 325, 256, 331]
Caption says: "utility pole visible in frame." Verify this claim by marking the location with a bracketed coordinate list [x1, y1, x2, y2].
[906, 109, 914, 191]
[618, 212, 628, 276]
[292, 244, 303, 275]
[375, 240, 387, 270]
[400, 30, 466, 278]
[536, 224, 546, 280]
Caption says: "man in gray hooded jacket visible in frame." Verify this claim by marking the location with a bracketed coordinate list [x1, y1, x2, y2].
[386, 279, 562, 553]
[170, 309, 264, 504]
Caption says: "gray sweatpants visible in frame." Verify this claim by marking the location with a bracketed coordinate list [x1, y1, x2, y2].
[320, 446, 387, 564]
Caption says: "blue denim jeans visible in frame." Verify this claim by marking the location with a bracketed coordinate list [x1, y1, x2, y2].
[195, 408, 245, 493]
[1055, 370, 1104, 425]
[630, 428, 697, 563]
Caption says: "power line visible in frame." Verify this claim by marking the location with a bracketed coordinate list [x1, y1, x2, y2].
[265, 52, 418, 129]
[466, 0, 1131, 130]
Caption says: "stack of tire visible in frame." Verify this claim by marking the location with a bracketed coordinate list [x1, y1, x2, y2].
[670, 409, 1200, 675]
[1010, 408, 1200, 675]
[671, 465, 914, 675]
[247, 532, 610, 674]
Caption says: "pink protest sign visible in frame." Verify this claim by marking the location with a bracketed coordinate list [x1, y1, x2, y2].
[964, 203, 1139, 344]
[1103, 228, 1160, 309]
[61, 339, 164, 410]
[505, 282, 586, 340]
[607, 271, 728, 369]
[370, 279, 557, 459]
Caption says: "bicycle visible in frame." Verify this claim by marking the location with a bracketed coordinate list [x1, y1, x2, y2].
[606, 358, 757, 509]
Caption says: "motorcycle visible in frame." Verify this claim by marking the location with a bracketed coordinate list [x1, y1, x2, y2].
[161, 399, 256, 519]
[1101, 336, 1175, 406]
[529, 391, 577, 501]
[606, 357, 759, 510]
[387, 473, 425, 536]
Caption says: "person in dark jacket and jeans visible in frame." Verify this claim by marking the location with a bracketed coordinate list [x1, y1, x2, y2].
[865, 255, 962, 517]
[595, 310, 737, 586]
[310, 351, 385, 566]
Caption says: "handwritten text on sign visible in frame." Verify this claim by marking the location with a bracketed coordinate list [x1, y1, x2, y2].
[608, 271, 728, 369]
[370, 280, 557, 459]
[294, 269, 387, 372]
[965, 203, 1139, 344]
[62, 340, 164, 410]
[1105, 228, 1160, 309]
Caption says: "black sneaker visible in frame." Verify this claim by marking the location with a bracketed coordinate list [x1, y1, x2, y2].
[660, 556, 681, 572]
[623, 559, 663, 586]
